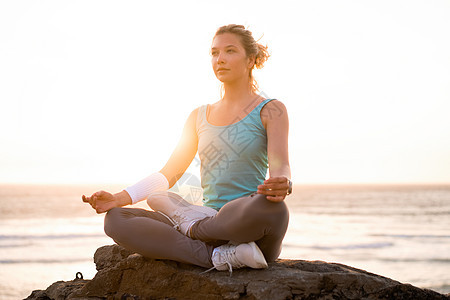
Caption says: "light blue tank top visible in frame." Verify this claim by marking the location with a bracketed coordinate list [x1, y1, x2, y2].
[196, 98, 275, 210]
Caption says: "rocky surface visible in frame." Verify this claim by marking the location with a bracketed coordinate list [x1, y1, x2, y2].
[27, 244, 449, 300]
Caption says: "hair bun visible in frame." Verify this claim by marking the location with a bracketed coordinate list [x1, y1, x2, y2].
[255, 43, 269, 69]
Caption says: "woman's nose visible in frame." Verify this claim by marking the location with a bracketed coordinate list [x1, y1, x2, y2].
[216, 52, 225, 64]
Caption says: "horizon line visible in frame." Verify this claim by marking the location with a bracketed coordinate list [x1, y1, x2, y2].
[1, 181, 449, 187]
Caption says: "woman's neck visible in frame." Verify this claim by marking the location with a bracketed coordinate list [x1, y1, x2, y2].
[221, 80, 257, 106]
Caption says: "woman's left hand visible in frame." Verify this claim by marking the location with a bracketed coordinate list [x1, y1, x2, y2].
[257, 176, 290, 202]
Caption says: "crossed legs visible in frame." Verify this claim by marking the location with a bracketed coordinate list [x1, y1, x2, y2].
[104, 192, 289, 268]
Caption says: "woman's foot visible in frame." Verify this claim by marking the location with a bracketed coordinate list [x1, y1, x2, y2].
[147, 191, 217, 237]
[209, 241, 268, 275]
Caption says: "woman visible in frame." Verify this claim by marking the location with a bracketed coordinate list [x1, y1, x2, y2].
[82, 24, 291, 273]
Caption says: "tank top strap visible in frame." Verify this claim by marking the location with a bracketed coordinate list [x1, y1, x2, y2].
[196, 104, 208, 133]
[252, 98, 275, 114]
[247, 98, 276, 122]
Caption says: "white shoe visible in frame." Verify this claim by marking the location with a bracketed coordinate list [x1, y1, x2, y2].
[206, 241, 268, 275]
[147, 191, 217, 237]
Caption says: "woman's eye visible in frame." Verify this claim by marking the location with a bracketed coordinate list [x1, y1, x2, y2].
[227, 49, 234, 53]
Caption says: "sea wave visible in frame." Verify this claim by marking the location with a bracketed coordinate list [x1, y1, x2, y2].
[0, 233, 105, 240]
[377, 258, 450, 263]
[0, 242, 33, 248]
[370, 234, 450, 239]
[283, 242, 394, 250]
[309, 242, 394, 250]
[0, 258, 92, 264]
[297, 210, 450, 217]
[426, 284, 450, 295]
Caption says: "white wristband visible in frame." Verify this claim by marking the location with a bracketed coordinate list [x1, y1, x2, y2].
[124, 172, 169, 204]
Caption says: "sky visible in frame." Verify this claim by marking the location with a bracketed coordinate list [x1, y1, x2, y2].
[0, 0, 449, 185]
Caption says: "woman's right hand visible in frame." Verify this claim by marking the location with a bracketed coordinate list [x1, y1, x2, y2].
[82, 190, 118, 214]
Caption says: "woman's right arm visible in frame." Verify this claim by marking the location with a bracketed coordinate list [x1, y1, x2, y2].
[159, 107, 199, 188]
[82, 107, 200, 213]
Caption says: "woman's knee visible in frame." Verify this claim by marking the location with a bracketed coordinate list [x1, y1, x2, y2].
[239, 194, 289, 233]
[245, 193, 289, 218]
[104, 207, 124, 239]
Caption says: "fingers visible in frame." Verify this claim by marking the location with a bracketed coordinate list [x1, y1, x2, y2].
[82, 190, 113, 214]
[257, 176, 290, 201]
[257, 183, 289, 194]
[263, 177, 287, 184]
[258, 183, 289, 192]
[93, 190, 105, 198]
[260, 178, 289, 189]
[257, 187, 287, 196]
[258, 191, 286, 202]
[82, 190, 106, 202]
[83, 194, 104, 214]
[82, 195, 94, 204]
[82, 193, 97, 210]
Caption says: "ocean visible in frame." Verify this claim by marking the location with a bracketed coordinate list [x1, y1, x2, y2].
[0, 183, 449, 299]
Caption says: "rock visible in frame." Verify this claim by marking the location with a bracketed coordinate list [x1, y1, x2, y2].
[26, 279, 90, 300]
[26, 244, 450, 300]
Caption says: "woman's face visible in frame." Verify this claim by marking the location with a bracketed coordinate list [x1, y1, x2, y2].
[211, 33, 253, 85]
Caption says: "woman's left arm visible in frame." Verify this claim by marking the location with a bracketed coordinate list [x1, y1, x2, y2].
[257, 100, 291, 202]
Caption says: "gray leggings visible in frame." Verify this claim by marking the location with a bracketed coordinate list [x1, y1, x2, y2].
[104, 192, 289, 268]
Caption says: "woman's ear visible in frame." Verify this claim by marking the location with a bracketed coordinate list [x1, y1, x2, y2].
[247, 55, 256, 69]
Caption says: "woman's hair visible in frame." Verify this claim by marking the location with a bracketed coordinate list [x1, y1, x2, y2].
[214, 24, 270, 92]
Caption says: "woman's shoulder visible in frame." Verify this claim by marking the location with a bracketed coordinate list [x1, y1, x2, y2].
[188, 105, 209, 131]
[261, 98, 288, 115]
[188, 104, 207, 117]
[190, 101, 216, 113]
[260, 98, 288, 127]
